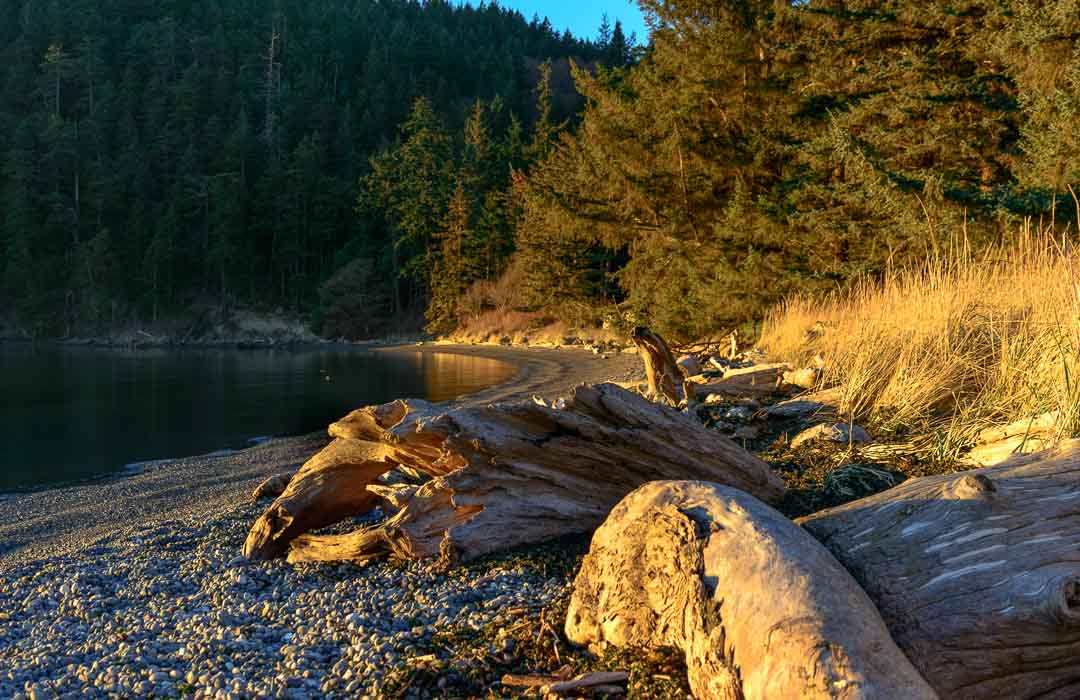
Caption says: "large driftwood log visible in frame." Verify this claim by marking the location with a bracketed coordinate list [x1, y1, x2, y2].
[565, 481, 938, 700]
[630, 326, 687, 406]
[799, 439, 1080, 700]
[275, 383, 786, 564]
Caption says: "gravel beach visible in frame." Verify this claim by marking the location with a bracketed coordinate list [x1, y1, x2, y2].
[0, 344, 645, 700]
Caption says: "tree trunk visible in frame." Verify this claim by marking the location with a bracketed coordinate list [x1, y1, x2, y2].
[566, 481, 938, 700]
[798, 439, 1080, 700]
[629, 326, 687, 406]
[246, 383, 786, 564]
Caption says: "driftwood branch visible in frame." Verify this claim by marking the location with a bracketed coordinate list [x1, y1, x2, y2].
[799, 439, 1080, 700]
[566, 481, 938, 700]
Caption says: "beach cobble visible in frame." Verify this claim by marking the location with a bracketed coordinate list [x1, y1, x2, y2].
[0, 502, 567, 699]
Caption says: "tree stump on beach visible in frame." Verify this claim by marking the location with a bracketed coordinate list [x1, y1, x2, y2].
[566, 481, 939, 700]
[243, 382, 786, 564]
[630, 326, 688, 406]
[799, 439, 1080, 700]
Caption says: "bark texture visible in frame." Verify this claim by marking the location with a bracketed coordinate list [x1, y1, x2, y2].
[268, 383, 786, 564]
[799, 439, 1080, 700]
[566, 481, 938, 700]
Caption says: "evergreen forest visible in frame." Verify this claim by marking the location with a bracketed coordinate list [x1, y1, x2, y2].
[1, 0, 1078, 342]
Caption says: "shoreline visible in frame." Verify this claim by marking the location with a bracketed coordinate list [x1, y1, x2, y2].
[0, 344, 642, 567]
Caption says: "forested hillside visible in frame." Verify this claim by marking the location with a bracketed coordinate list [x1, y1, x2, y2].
[514, 0, 1080, 340]
[4, 0, 1077, 343]
[0, 0, 632, 337]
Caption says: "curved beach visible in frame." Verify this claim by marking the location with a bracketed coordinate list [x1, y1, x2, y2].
[0, 344, 642, 567]
[0, 344, 651, 700]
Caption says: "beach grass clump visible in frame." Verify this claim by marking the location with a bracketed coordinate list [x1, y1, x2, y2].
[759, 221, 1080, 461]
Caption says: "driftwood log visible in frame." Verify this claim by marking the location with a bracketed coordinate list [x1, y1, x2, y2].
[566, 481, 938, 700]
[799, 439, 1080, 700]
[630, 326, 688, 406]
[688, 363, 790, 401]
[244, 382, 786, 564]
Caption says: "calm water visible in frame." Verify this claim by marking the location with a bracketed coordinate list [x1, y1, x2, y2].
[0, 345, 516, 491]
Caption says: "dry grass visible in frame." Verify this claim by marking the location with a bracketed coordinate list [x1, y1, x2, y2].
[760, 221, 1080, 460]
[451, 261, 622, 347]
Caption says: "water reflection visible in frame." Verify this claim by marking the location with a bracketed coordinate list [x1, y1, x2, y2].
[0, 345, 516, 491]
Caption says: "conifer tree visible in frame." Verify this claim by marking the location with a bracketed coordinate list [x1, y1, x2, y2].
[358, 96, 455, 313]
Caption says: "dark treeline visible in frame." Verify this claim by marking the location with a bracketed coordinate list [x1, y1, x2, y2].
[7, 0, 1075, 343]
[0, 0, 634, 336]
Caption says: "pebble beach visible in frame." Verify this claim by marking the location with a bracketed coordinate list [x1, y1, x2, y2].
[0, 345, 647, 700]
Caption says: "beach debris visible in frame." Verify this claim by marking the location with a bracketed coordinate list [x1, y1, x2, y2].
[689, 363, 790, 401]
[963, 411, 1062, 466]
[244, 382, 785, 564]
[790, 421, 872, 449]
[761, 387, 842, 419]
[566, 481, 938, 700]
[676, 354, 702, 377]
[542, 671, 630, 696]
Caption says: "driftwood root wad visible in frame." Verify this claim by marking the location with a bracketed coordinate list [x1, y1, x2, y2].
[799, 439, 1080, 700]
[565, 480, 938, 700]
[246, 382, 786, 564]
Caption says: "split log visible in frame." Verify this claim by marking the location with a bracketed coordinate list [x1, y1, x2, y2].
[565, 481, 938, 700]
[280, 383, 786, 564]
[629, 327, 687, 406]
[799, 439, 1080, 699]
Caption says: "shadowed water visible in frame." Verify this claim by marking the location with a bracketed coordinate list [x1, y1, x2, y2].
[0, 345, 515, 491]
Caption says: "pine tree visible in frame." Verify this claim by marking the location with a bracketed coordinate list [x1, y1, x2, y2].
[358, 96, 455, 313]
[427, 182, 479, 334]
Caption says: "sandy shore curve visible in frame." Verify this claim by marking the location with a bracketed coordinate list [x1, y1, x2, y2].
[0, 344, 641, 567]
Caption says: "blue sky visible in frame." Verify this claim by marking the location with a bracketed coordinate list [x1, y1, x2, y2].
[485, 1, 649, 43]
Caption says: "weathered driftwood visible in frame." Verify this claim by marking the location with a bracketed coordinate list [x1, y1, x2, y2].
[280, 383, 786, 564]
[690, 363, 789, 401]
[963, 411, 1062, 466]
[799, 439, 1080, 700]
[544, 671, 630, 696]
[782, 366, 820, 390]
[566, 481, 938, 700]
[630, 326, 687, 406]
[790, 421, 872, 449]
[243, 439, 399, 559]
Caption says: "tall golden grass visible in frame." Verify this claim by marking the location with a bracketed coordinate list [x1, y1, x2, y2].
[759, 221, 1080, 459]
